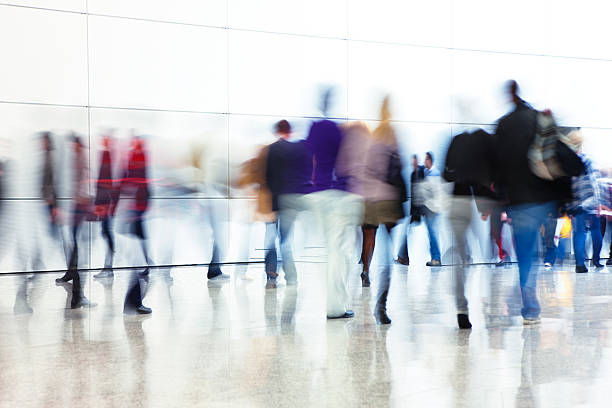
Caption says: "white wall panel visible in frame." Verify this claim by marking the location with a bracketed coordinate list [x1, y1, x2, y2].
[451, 0, 551, 55]
[348, 42, 451, 122]
[349, 0, 451, 47]
[88, 0, 227, 27]
[229, 0, 346, 38]
[89, 16, 227, 112]
[229, 31, 347, 118]
[0, 6, 87, 105]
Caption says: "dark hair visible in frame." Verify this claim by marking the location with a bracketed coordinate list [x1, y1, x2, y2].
[425, 151, 434, 163]
[274, 120, 292, 134]
[412, 154, 418, 161]
[507, 79, 519, 98]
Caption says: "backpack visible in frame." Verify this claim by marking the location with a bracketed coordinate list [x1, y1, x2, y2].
[527, 111, 585, 180]
[443, 129, 494, 187]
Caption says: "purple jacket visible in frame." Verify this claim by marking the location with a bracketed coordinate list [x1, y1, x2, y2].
[306, 119, 345, 192]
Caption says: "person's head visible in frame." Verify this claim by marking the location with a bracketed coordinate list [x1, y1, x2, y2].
[506, 79, 521, 105]
[425, 152, 434, 169]
[319, 87, 334, 117]
[100, 132, 114, 150]
[71, 133, 83, 153]
[274, 120, 292, 140]
[566, 128, 583, 153]
[412, 154, 419, 170]
[41, 131, 53, 151]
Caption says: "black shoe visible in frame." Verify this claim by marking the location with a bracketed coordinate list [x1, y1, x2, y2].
[207, 267, 224, 280]
[457, 314, 472, 329]
[576, 265, 588, 274]
[138, 268, 150, 277]
[426, 260, 441, 267]
[360, 272, 370, 287]
[374, 308, 392, 325]
[327, 310, 355, 319]
[55, 273, 74, 283]
[396, 257, 409, 266]
[593, 261, 604, 269]
[607, 258, 612, 266]
[136, 305, 152, 314]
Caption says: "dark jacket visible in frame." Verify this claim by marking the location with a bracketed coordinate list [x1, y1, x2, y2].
[265, 139, 313, 211]
[494, 102, 570, 206]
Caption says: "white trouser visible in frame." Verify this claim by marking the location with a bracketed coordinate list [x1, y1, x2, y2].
[308, 190, 364, 318]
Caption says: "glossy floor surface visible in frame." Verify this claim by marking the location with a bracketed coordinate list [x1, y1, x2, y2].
[2, 262, 612, 407]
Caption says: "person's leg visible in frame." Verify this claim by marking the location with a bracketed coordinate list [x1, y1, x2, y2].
[396, 220, 409, 264]
[424, 210, 441, 263]
[205, 202, 226, 279]
[374, 222, 395, 324]
[264, 221, 278, 279]
[360, 225, 377, 287]
[589, 214, 603, 266]
[511, 202, 552, 320]
[124, 270, 151, 314]
[323, 191, 364, 318]
[102, 217, 115, 268]
[573, 213, 586, 268]
[278, 194, 303, 285]
[450, 197, 472, 328]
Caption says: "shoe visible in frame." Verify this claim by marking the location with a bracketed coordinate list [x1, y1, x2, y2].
[576, 265, 588, 274]
[426, 260, 441, 267]
[71, 297, 97, 309]
[396, 257, 409, 266]
[544, 262, 552, 269]
[457, 314, 472, 329]
[593, 261, 604, 268]
[136, 305, 152, 314]
[138, 268, 150, 277]
[55, 273, 74, 283]
[94, 270, 114, 279]
[360, 272, 370, 287]
[327, 310, 355, 319]
[607, 258, 612, 266]
[523, 317, 541, 326]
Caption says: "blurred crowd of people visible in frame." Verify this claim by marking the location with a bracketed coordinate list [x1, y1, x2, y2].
[3, 80, 612, 330]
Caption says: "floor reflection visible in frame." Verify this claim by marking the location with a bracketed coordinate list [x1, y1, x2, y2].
[1, 263, 612, 406]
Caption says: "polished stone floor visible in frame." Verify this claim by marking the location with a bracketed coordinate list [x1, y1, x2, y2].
[2, 261, 612, 407]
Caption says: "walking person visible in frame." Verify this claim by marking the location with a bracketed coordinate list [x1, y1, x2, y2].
[493, 80, 575, 325]
[305, 89, 364, 319]
[93, 134, 118, 279]
[353, 97, 406, 324]
[422, 151, 443, 266]
[266, 120, 313, 287]
[396, 155, 425, 266]
[565, 129, 603, 272]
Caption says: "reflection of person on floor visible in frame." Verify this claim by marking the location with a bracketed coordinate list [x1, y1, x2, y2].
[120, 135, 152, 314]
[56, 134, 96, 309]
[93, 134, 118, 279]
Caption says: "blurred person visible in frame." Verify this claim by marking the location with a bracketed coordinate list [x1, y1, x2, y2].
[304, 89, 364, 319]
[443, 127, 496, 328]
[556, 211, 572, 265]
[355, 97, 406, 324]
[55, 134, 95, 309]
[396, 155, 426, 266]
[120, 135, 152, 314]
[422, 151, 443, 266]
[93, 134, 118, 279]
[238, 134, 278, 286]
[565, 129, 603, 272]
[266, 120, 312, 287]
[493, 80, 572, 325]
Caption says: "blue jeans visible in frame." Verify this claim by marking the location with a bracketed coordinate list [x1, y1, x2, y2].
[572, 212, 603, 266]
[424, 209, 441, 261]
[509, 201, 557, 319]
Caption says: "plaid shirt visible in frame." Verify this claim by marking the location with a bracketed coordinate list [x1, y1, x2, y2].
[569, 154, 600, 213]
